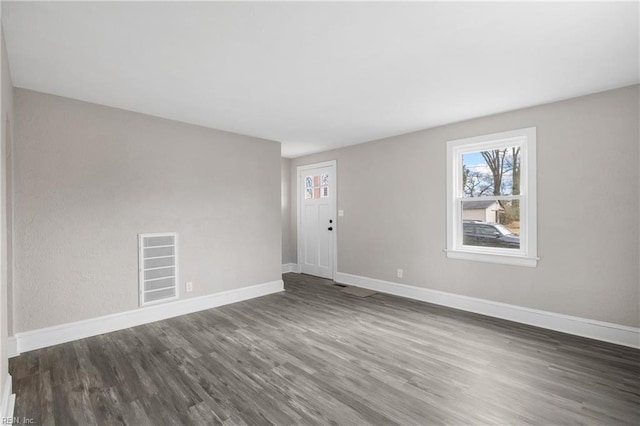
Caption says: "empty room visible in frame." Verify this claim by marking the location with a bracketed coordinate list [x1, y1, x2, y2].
[0, 1, 638, 425]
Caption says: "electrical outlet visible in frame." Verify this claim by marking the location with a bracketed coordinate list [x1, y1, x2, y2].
[397, 269, 403, 278]
[186, 281, 193, 292]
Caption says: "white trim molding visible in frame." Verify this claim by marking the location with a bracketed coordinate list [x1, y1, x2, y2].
[335, 272, 639, 349]
[7, 337, 18, 358]
[281, 263, 301, 274]
[0, 374, 15, 422]
[9, 280, 284, 356]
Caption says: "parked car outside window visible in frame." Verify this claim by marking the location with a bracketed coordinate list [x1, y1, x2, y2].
[463, 221, 520, 249]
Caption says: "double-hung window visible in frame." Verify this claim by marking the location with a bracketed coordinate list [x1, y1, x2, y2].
[446, 127, 538, 267]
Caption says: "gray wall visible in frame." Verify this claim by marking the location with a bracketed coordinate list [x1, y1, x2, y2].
[1, 25, 14, 395]
[290, 85, 640, 328]
[281, 157, 293, 265]
[13, 89, 282, 333]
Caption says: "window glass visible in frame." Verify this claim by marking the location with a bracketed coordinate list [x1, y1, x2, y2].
[304, 174, 330, 199]
[462, 147, 521, 197]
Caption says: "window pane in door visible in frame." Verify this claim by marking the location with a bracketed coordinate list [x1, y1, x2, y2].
[304, 173, 330, 200]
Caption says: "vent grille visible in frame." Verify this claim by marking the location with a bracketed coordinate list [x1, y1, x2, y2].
[139, 233, 178, 306]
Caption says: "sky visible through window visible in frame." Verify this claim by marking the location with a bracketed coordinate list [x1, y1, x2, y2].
[462, 149, 518, 197]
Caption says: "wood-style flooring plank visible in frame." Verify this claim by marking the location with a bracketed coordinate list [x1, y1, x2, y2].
[9, 273, 640, 425]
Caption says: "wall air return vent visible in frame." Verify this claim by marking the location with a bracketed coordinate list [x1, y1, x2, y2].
[138, 232, 179, 306]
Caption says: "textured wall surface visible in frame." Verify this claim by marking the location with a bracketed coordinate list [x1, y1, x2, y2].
[13, 89, 282, 332]
[291, 85, 640, 327]
[1, 24, 14, 395]
[281, 157, 293, 265]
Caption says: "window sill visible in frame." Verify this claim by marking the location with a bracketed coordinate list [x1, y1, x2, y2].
[445, 249, 538, 267]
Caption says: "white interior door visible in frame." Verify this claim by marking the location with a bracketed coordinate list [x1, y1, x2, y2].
[298, 162, 335, 279]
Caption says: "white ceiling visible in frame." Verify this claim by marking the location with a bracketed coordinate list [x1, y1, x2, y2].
[2, 1, 638, 158]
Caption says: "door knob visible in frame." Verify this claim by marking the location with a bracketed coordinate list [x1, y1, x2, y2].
[328, 227, 333, 231]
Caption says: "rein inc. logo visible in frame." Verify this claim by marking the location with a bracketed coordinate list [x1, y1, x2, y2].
[2, 418, 35, 425]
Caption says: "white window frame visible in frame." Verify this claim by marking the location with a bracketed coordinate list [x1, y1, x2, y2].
[446, 127, 538, 267]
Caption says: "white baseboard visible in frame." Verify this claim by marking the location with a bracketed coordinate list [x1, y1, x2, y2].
[10, 279, 284, 356]
[281, 263, 300, 273]
[335, 272, 640, 349]
[0, 374, 15, 422]
[7, 337, 17, 358]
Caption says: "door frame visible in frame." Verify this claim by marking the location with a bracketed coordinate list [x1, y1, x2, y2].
[296, 160, 337, 280]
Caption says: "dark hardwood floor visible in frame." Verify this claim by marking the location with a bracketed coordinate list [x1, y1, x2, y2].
[10, 273, 640, 425]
